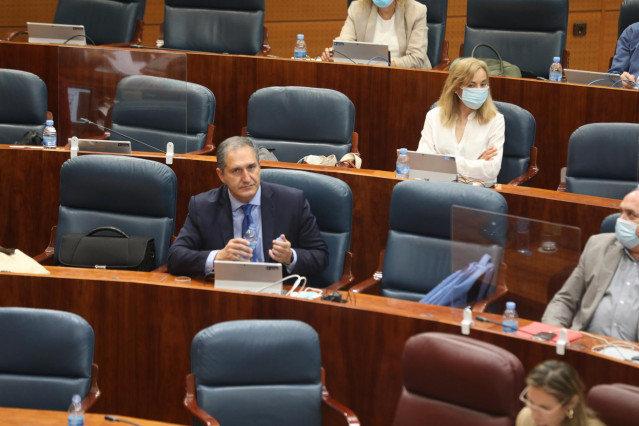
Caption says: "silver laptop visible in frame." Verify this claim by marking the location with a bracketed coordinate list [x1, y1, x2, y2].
[27, 22, 86, 46]
[333, 40, 390, 66]
[214, 261, 283, 294]
[564, 69, 621, 87]
[70, 138, 132, 154]
[398, 150, 458, 181]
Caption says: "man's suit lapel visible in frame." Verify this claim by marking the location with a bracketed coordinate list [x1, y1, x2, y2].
[583, 240, 623, 326]
[213, 186, 234, 245]
[261, 183, 276, 261]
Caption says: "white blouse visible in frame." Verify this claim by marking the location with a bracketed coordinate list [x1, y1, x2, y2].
[372, 13, 400, 62]
[417, 107, 506, 186]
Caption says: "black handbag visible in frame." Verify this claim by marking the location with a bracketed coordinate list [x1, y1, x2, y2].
[58, 226, 156, 271]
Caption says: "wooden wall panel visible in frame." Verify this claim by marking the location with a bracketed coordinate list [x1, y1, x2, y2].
[445, 16, 466, 61]
[602, 11, 621, 70]
[567, 12, 602, 71]
[265, 0, 346, 21]
[265, 21, 345, 58]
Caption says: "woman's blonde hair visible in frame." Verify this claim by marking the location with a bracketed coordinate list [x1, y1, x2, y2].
[438, 57, 498, 127]
[526, 360, 599, 426]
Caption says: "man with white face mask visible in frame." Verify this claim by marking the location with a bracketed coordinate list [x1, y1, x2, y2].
[542, 189, 639, 341]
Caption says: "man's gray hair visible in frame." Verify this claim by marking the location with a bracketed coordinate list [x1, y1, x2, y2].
[216, 136, 260, 172]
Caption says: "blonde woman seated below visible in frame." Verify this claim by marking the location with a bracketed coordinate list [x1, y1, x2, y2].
[320, 0, 431, 69]
[417, 57, 505, 186]
[517, 360, 603, 426]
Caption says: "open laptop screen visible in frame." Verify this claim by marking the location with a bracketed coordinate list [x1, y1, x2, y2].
[397, 150, 458, 181]
[333, 40, 390, 66]
[214, 260, 283, 294]
[27, 22, 87, 46]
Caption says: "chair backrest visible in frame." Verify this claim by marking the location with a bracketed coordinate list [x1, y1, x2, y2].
[164, 0, 264, 54]
[587, 383, 639, 426]
[261, 169, 353, 287]
[54, 0, 146, 45]
[111, 75, 215, 154]
[600, 213, 621, 233]
[54, 155, 178, 267]
[0, 307, 94, 410]
[0, 69, 47, 145]
[566, 123, 639, 199]
[619, 0, 639, 37]
[381, 180, 508, 301]
[392, 332, 524, 426]
[494, 101, 536, 185]
[191, 320, 323, 426]
[246, 86, 356, 163]
[463, 0, 568, 78]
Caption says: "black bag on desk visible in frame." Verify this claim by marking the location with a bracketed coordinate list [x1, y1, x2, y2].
[58, 226, 156, 271]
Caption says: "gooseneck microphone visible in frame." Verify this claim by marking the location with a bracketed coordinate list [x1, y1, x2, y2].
[79, 117, 166, 154]
[104, 415, 141, 426]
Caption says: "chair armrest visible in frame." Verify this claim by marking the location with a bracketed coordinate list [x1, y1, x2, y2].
[184, 374, 220, 426]
[33, 225, 57, 263]
[321, 368, 360, 425]
[241, 126, 248, 137]
[557, 166, 567, 192]
[256, 26, 271, 56]
[432, 40, 451, 70]
[326, 251, 354, 291]
[188, 124, 215, 155]
[472, 262, 508, 312]
[350, 250, 384, 294]
[508, 146, 539, 186]
[350, 132, 359, 156]
[81, 363, 101, 412]
[562, 49, 570, 71]
[2, 28, 28, 41]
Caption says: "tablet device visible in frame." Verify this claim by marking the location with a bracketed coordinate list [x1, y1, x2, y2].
[333, 40, 390, 66]
[398, 150, 458, 181]
[563, 69, 621, 87]
[27, 22, 87, 46]
[214, 260, 283, 294]
[70, 139, 132, 154]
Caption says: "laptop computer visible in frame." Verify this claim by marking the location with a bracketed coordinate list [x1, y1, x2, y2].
[333, 40, 390, 66]
[214, 260, 283, 294]
[70, 138, 132, 154]
[27, 22, 87, 46]
[397, 150, 458, 181]
[564, 69, 621, 87]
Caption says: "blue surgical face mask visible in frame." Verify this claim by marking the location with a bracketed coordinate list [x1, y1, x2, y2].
[373, 0, 394, 8]
[459, 87, 489, 110]
[615, 218, 639, 249]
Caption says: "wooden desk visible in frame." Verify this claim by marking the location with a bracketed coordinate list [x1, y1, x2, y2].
[1, 42, 638, 190]
[0, 407, 182, 425]
[0, 267, 637, 425]
[0, 146, 619, 318]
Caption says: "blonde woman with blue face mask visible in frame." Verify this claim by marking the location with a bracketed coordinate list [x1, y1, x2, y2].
[417, 57, 505, 186]
[320, 0, 431, 69]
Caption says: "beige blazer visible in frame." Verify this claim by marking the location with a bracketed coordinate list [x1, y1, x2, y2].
[541, 233, 639, 340]
[337, 0, 431, 69]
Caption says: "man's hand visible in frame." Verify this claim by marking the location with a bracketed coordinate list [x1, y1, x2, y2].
[320, 48, 334, 62]
[620, 72, 637, 89]
[216, 238, 252, 261]
[269, 234, 293, 264]
[479, 146, 498, 161]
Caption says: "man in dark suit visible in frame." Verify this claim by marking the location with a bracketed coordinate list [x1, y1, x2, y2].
[167, 136, 328, 277]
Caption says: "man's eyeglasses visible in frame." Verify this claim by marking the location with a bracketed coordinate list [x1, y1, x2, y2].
[518, 387, 562, 415]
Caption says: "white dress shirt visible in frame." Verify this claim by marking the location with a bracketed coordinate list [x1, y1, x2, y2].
[417, 106, 505, 186]
[372, 13, 400, 63]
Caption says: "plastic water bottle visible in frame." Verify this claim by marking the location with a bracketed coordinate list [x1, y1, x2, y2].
[43, 119, 57, 149]
[549, 56, 562, 82]
[502, 301, 519, 333]
[68, 394, 84, 426]
[396, 148, 410, 178]
[294, 34, 307, 59]
[244, 224, 258, 261]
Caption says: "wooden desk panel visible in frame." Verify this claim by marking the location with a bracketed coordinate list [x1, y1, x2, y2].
[0, 146, 619, 319]
[0, 268, 637, 425]
[0, 407, 182, 426]
[1, 42, 638, 190]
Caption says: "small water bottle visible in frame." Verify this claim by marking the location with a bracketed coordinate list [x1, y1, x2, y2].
[43, 119, 57, 149]
[549, 56, 563, 82]
[244, 224, 258, 261]
[68, 394, 84, 426]
[396, 148, 410, 178]
[502, 301, 519, 333]
[294, 34, 307, 59]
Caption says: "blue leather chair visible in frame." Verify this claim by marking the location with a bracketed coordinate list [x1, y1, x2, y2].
[462, 0, 569, 78]
[111, 75, 216, 154]
[345, 0, 450, 68]
[494, 101, 538, 185]
[0, 307, 100, 411]
[601, 213, 621, 234]
[352, 180, 508, 309]
[261, 169, 354, 289]
[43, 155, 177, 268]
[244, 86, 358, 163]
[565, 123, 639, 199]
[163, 0, 268, 55]
[392, 333, 524, 425]
[619, 0, 639, 37]
[0, 69, 47, 145]
[184, 320, 359, 426]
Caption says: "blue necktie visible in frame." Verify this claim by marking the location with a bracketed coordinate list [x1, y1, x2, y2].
[241, 204, 257, 261]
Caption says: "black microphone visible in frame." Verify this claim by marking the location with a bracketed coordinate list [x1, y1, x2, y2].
[104, 415, 141, 426]
[79, 117, 166, 154]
